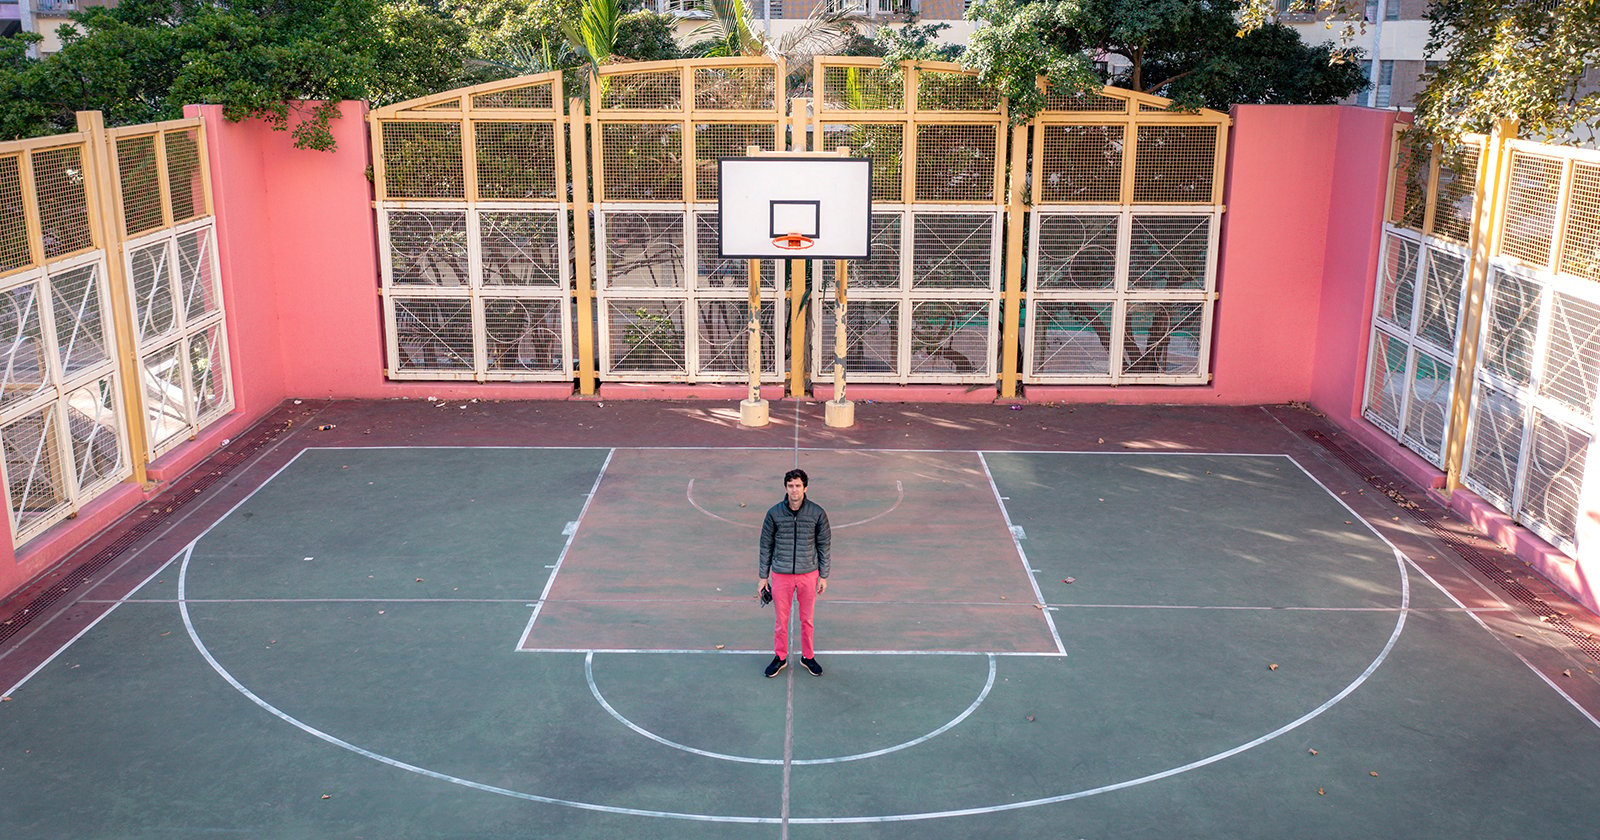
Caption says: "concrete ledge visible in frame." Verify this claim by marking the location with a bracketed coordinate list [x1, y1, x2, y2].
[811, 384, 998, 403]
[1327, 414, 1446, 492]
[11, 481, 147, 590]
[1443, 486, 1596, 614]
[146, 410, 267, 485]
[595, 383, 785, 401]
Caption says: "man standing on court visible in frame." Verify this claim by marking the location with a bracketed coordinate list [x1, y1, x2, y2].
[758, 468, 830, 678]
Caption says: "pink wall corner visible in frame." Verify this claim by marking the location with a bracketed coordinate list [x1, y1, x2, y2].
[1308, 106, 1402, 421]
[1210, 105, 1341, 404]
[249, 101, 391, 399]
[187, 103, 290, 426]
[1448, 487, 1599, 614]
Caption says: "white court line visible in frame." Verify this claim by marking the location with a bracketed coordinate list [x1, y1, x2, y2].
[303, 445, 1306, 456]
[515, 448, 615, 652]
[3, 559, 177, 698]
[586, 652, 997, 765]
[5, 448, 314, 696]
[1279, 455, 1600, 730]
[524, 647, 1057, 656]
[686, 478, 903, 529]
[1402, 553, 1600, 730]
[165, 448, 1414, 825]
[978, 452, 1065, 656]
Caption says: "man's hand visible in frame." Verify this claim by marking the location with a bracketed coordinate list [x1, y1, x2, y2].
[757, 578, 768, 598]
[817, 577, 828, 595]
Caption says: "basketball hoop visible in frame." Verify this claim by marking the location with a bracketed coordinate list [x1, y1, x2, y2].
[771, 232, 816, 251]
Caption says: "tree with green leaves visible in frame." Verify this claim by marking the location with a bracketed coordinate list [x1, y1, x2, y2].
[0, 0, 475, 149]
[961, 0, 1368, 119]
[1233, 0, 1600, 145]
[1413, 0, 1599, 144]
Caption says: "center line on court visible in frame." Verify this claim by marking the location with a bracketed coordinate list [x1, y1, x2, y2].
[781, 654, 795, 839]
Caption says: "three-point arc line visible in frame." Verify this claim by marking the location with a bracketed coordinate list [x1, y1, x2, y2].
[686, 479, 904, 529]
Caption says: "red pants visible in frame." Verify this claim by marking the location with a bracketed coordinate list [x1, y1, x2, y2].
[770, 570, 818, 659]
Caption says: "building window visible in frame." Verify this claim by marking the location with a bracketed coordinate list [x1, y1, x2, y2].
[1365, 0, 1378, 21]
[1376, 60, 1395, 108]
[1384, 0, 1400, 19]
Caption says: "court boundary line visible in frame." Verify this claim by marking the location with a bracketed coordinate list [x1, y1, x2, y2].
[515, 448, 616, 652]
[586, 651, 998, 765]
[25, 446, 1596, 825]
[3, 445, 318, 697]
[1278, 456, 1600, 730]
[8, 446, 1412, 825]
[288, 445, 1304, 456]
[3, 559, 177, 698]
[979, 452, 1066, 656]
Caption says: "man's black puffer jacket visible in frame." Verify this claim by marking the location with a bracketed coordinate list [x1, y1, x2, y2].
[759, 498, 831, 578]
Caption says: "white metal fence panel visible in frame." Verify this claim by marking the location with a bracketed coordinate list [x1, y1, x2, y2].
[1463, 265, 1600, 555]
[1025, 207, 1217, 383]
[595, 206, 783, 382]
[381, 203, 573, 380]
[813, 208, 1001, 384]
[1362, 229, 1469, 467]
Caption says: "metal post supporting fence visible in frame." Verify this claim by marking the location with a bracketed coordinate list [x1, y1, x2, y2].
[825, 259, 853, 427]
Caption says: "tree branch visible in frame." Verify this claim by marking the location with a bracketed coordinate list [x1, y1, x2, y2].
[1144, 66, 1198, 93]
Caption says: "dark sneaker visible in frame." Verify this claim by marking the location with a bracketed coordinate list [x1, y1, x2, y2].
[801, 657, 823, 676]
[764, 656, 787, 678]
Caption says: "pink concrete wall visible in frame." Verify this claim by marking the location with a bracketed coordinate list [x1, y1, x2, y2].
[1028, 104, 1399, 407]
[193, 102, 569, 404]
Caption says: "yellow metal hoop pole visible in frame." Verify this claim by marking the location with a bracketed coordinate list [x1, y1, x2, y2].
[569, 97, 597, 396]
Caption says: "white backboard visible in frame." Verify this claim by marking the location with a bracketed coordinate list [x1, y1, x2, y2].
[718, 156, 873, 259]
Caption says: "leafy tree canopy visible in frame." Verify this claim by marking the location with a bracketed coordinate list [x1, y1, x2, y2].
[1235, 0, 1599, 145]
[0, 0, 475, 149]
[1414, 0, 1598, 144]
[961, 0, 1367, 120]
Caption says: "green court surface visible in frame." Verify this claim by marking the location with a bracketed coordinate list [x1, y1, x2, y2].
[4, 445, 1600, 839]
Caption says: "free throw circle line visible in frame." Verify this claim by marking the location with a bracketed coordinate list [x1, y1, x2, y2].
[585, 651, 997, 765]
[686, 479, 903, 529]
[176, 544, 779, 824]
[178, 508, 1409, 824]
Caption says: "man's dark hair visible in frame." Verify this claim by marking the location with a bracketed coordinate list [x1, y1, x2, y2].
[784, 468, 808, 487]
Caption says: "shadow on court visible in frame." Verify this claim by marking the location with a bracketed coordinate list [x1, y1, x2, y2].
[2, 400, 1599, 838]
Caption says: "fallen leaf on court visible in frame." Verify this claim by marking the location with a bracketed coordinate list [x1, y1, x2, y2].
[1097, 438, 1104, 444]
[1344, 520, 1352, 524]
[1268, 663, 1279, 671]
[1063, 577, 1075, 584]
[416, 578, 424, 583]
[321, 794, 332, 800]
[1000, 595, 1007, 600]
[1370, 771, 1379, 777]
[1317, 788, 1325, 796]
[739, 502, 746, 507]
[160, 631, 171, 637]
[1025, 715, 1035, 722]
[1308, 748, 1318, 755]
[1, 696, 10, 702]
[1563, 669, 1573, 677]
[714, 644, 725, 650]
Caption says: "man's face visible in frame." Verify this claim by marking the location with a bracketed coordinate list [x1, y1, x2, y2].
[785, 478, 806, 507]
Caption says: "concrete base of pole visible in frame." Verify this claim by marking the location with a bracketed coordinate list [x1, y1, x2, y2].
[825, 398, 854, 428]
[740, 398, 770, 427]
